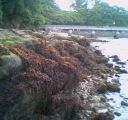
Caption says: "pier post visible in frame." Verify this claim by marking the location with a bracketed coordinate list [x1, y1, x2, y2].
[114, 31, 120, 39]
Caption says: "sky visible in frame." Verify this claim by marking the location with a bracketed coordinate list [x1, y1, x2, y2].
[55, 0, 73, 10]
[55, 0, 128, 10]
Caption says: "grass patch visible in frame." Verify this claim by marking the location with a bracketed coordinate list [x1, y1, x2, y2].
[0, 37, 16, 46]
[0, 45, 10, 56]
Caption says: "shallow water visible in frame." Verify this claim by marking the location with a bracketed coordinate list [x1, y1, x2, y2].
[92, 37, 128, 120]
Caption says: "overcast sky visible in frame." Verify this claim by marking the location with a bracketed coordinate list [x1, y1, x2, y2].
[55, 0, 128, 10]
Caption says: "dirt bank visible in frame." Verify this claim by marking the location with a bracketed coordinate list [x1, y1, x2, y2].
[0, 30, 114, 120]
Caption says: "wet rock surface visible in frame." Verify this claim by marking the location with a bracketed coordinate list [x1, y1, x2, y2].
[114, 112, 121, 116]
[117, 61, 126, 65]
[91, 111, 114, 120]
[93, 39, 128, 120]
[110, 55, 120, 62]
[121, 101, 128, 106]
[114, 65, 127, 74]
[106, 82, 120, 92]
[97, 81, 120, 93]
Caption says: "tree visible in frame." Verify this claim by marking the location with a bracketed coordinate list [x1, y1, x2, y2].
[72, 0, 90, 9]
[0, 0, 2, 22]
[1, 0, 46, 27]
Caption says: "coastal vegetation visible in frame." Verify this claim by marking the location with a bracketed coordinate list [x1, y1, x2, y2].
[0, 0, 128, 27]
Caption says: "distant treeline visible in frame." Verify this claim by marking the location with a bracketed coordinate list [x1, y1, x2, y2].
[0, 0, 128, 28]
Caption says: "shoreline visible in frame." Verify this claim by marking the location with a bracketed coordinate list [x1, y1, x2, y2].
[0, 30, 124, 120]
[92, 38, 128, 120]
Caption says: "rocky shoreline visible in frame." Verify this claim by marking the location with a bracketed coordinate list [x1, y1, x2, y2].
[0, 30, 126, 120]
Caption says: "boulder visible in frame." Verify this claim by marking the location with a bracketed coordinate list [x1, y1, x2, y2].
[112, 79, 120, 84]
[106, 63, 113, 68]
[121, 101, 128, 106]
[95, 50, 102, 55]
[77, 39, 90, 47]
[114, 112, 121, 116]
[97, 82, 120, 93]
[114, 66, 127, 74]
[115, 74, 120, 77]
[117, 61, 126, 65]
[110, 55, 120, 62]
[0, 53, 23, 80]
[97, 83, 108, 94]
[118, 69, 127, 74]
[106, 82, 120, 92]
[96, 58, 109, 64]
[114, 66, 121, 71]
[92, 111, 114, 120]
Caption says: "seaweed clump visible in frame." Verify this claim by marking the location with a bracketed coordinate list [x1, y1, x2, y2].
[1, 36, 110, 120]
[4, 44, 81, 119]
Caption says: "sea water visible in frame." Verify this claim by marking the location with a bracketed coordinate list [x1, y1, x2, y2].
[92, 38, 128, 120]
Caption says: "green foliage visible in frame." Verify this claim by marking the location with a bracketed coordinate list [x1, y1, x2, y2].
[0, 0, 128, 27]
[0, 0, 2, 22]
[71, 0, 89, 9]
[0, 0, 48, 27]
[70, 0, 128, 26]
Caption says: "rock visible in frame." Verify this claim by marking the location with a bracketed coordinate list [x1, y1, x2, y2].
[100, 96, 107, 102]
[112, 79, 119, 83]
[117, 61, 126, 65]
[92, 111, 114, 120]
[106, 82, 120, 92]
[110, 55, 120, 62]
[118, 69, 127, 74]
[93, 108, 108, 113]
[110, 55, 118, 58]
[106, 63, 113, 68]
[96, 58, 109, 64]
[97, 81, 120, 93]
[121, 101, 128, 106]
[114, 66, 127, 74]
[114, 112, 121, 116]
[80, 94, 86, 100]
[77, 39, 90, 47]
[115, 74, 120, 77]
[73, 113, 87, 120]
[97, 83, 108, 94]
[0, 67, 9, 80]
[0, 53, 23, 80]
[114, 66, 121, 71]
[1, 53, 22, 72]
[101, 74, 107, 79]
[95, 50, 102, 55]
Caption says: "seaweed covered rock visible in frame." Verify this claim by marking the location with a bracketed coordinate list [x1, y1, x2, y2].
[2, 45, 81, 119]
[0, 32, 113, 120]
[54, 40, 110, 75]
[91, 111, 114, 120]
[10, 45, 80, 92]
